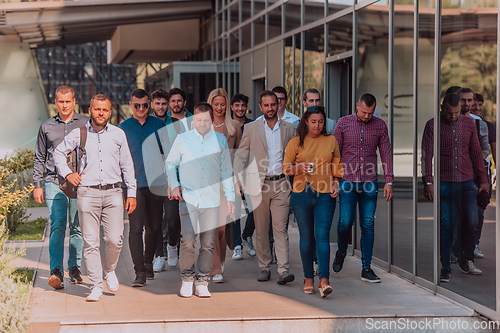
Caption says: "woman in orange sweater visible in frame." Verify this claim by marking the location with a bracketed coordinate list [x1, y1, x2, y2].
[283, 106, 343, 297]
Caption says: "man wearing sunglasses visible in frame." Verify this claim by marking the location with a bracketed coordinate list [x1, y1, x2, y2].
[271, 86, 300, 125]
[119, 89, 170, 287]
[301, 88, 336, 134]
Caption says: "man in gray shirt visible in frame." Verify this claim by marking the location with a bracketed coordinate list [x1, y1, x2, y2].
[54, 94, 137, 302]
[33, 85, 89, 290]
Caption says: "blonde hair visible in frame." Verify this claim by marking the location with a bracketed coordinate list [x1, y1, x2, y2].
[207, 88, 235, 136]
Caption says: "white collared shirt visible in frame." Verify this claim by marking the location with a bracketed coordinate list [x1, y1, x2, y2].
[263, 117, 283, 176]
[281, 109, 300, 123]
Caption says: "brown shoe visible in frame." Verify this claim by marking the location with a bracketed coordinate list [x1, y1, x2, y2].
[303, 278, 315, 294]
[318, 278, 332, 298]
[48, 269, 64, 290]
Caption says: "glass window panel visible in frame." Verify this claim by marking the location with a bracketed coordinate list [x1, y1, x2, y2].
[268, 5, 282, 40]
[392, 0, 415, 274]
[437, 0, 497, 310]
[254, 16, 266, 46]
[255, 0, 266, 15]
[328, 0, 353, 16]
[328, 13, 353, 56]
[242, 24, 252, 51]
[253, 47, 266, 76]
[284, 34, 302, 116]
[228, 4, 239, 30]
[356, 1, 389, 265]
[304, 26, 325, 102]
[305, 0, 324, 25]
[242, 0, 252, 22]
[285, 0, 302, 33]
[268, 41, 283, 89]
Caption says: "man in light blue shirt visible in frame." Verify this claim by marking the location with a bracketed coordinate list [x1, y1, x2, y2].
[54, 94, 137, 302]
[166, 102, 234, 298]
[299, 88, 336, 134]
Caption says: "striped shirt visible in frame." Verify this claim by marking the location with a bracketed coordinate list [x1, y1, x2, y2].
[333, 114, 393, 183]
[421, 114, 487, 184]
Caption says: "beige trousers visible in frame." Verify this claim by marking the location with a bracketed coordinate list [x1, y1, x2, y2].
[250, 177, 291, 274]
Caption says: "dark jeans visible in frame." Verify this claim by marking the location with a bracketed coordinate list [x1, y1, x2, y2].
[237, 212, 274, 246]
[291, 183, 336, 280]
[440, 180, 478, 270]
[128, 187, 163, 273]
[155, 197, 181, 257]
[337, 180, 378, 270]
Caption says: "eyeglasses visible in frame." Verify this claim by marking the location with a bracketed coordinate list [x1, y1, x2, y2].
[306, 106, 325, 112]
[133, 103, 149, 110]
[277, 97, 286, 101]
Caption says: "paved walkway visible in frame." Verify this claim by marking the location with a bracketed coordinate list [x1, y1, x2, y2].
[13, 209, 481, 332]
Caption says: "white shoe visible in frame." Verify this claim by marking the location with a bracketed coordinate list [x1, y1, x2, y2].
[232, 245, 243, 260]
[167, 245, 179, 267]
[195, 284, 211, 298]
[468, 261, 483, 275]
[221, 261, 225, 274]
[212, 274, 224, 283]
[179, 281, 193, 297]
[153, 256, 166, 272]
[105, 271, 119, 292]
[244, 237, 257, 257]
[474, 245, 484, 259]
[86, 287, 103, 302]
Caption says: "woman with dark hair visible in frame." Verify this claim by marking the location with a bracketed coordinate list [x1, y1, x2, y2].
[283, 106, 343, 297]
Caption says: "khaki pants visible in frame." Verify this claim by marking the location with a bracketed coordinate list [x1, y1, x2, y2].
[250, 177, 291, 274]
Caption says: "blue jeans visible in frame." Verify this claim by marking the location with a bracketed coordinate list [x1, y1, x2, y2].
[440, 180, 478, 270]
[291, 183, 336, 279]
[337, 180, 378, 270]
[45, 182, 82, 273]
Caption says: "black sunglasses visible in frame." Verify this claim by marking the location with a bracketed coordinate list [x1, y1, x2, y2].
[133, 103, 149, 110]
[306, 106, 325, 112]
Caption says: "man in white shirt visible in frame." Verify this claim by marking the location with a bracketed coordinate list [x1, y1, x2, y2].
[271, 86, 300, 125]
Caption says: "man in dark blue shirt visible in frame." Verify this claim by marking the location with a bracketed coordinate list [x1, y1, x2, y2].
[119, 88, 170, 287]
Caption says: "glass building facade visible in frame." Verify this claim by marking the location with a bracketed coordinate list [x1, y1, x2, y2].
[150, 0, 500, 320]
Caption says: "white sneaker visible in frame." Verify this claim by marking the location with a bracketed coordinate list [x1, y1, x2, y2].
[468, 261, 483, 275]
[221, 261, 225, 274]
[212, 274, 224, 283]
[179, 281, 193, 297]
[86, 287, 103, 302]
[474, 245, 484, 259]
[232, 245, 243, 260]
[244, 237, 257, 257]
[105, 271, 119, 292]
[153, 256, 166, 272]
[167, 245, 179, 267]
[195, 284, 211, 298]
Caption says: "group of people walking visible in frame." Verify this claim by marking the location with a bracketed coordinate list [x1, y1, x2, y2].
[34, 83, 396, 302]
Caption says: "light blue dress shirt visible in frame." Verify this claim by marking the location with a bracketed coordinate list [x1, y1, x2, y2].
[53, 121, 137, 198]
[166, 128, 235, 208]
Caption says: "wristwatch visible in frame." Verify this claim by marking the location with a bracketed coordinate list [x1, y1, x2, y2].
[425, 182, 432, 186]
[386, 182, 394, 186]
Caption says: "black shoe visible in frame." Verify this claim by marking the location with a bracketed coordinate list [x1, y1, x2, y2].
[457, 258, 470, 274]
[440, 268, 451, 283]
[68, 266, 83, 284]
[361, 268, 381, 283]
[332, 251, 346, 273]
[277, 271, 295, 285]
[132, 272, 147, 287]
[145, 264, 154, 280]
[257, 270, 271, 282]
[48, 269, 64, 290]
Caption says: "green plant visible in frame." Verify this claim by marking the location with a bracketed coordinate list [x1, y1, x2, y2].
[5, 195, 30, 233]
[0, 222, 31, 333]
[8, 218, 48, 241]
